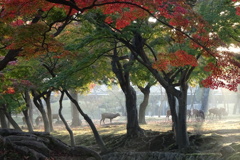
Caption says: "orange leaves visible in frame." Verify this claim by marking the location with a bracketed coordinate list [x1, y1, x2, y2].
[153, 50, 198, 71]
[4, 87, 15, 94]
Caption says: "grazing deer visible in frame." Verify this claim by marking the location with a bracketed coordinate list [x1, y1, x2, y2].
[208, 107, 227, 119]
[194, 109, 205, 121]
[100, 113, 120, 124]
[166, 109, 192, 121]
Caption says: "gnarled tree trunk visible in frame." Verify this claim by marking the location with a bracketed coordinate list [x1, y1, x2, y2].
[111, 45, 143, 138]
[32, 90, 50, 133]
[138, 85, 151, 124]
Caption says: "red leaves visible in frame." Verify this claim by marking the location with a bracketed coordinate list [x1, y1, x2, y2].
[4, 87, 15, 94]
[232, 0, 240, 15]
[236, 7, 240, 15]
[202, 51, 240, 92]
[169, 15, 189, 27]
[10, 19, 25, 27]
[153, 50, 198, 71]
[102, 1, 148, 29]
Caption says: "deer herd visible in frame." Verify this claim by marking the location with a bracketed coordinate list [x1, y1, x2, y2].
[22, 107, 227, 127]
[166, 107, 228, 122]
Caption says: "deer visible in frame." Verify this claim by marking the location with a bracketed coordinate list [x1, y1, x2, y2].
[100, 113, 120, 124]
[208, 107, 228, 119]
[193, 109, 205, 121]
[166, 109, 192, 122]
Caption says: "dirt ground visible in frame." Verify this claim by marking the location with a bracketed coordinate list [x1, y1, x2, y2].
[3, 114, 239, 159]
[51, 114, 240, 155]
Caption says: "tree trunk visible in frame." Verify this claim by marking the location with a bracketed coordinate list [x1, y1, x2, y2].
[2, 105, 22, 131]
[233, 92, 240, 114]
[201, 88, 210, 112]
[0, 107, 8, 128]
[125, 86, 142, 137]
[59, 91, 75, 147]
[138, 85, 150, 124]
[22, 110, 33, 132]
[32, 90, 50, 133]
[64, 90, 108, 153]
[43, 92, 54, 132]
[70, 90, 82, 127]
[29, 98, 34, 125]
[166, 83, 190, 149]
[22, 90, 34, 132]
[111, 44, 143, 137]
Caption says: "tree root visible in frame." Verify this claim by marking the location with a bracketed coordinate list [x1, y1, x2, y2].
[0, 129, 101, 160]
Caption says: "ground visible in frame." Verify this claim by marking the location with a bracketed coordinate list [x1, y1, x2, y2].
[52, 114, 240, 159]
[1, 114, 240, 159]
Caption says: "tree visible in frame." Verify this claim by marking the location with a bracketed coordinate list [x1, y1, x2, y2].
[110, 43, 143, 137]
[22, 90, 34, 132]
[70, 89, 82, 127]
[87, 1, 239, 149]
[1, 0, 239, 150]
[131, 53, 157, 124]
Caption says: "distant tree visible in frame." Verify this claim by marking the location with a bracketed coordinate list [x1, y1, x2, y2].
[131, 63, 157, 124]
[70, 89, 82, 127]
[22, 90, 34, 132]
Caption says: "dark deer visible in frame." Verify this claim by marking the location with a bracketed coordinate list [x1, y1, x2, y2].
[208, 107, 227, 119]
[193, 109, 205, 121]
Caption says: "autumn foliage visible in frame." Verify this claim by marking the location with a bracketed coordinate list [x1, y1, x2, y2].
[0, 0, 239, 91]
[232, 0, 240, 15]
[153, 50, 198, 71]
